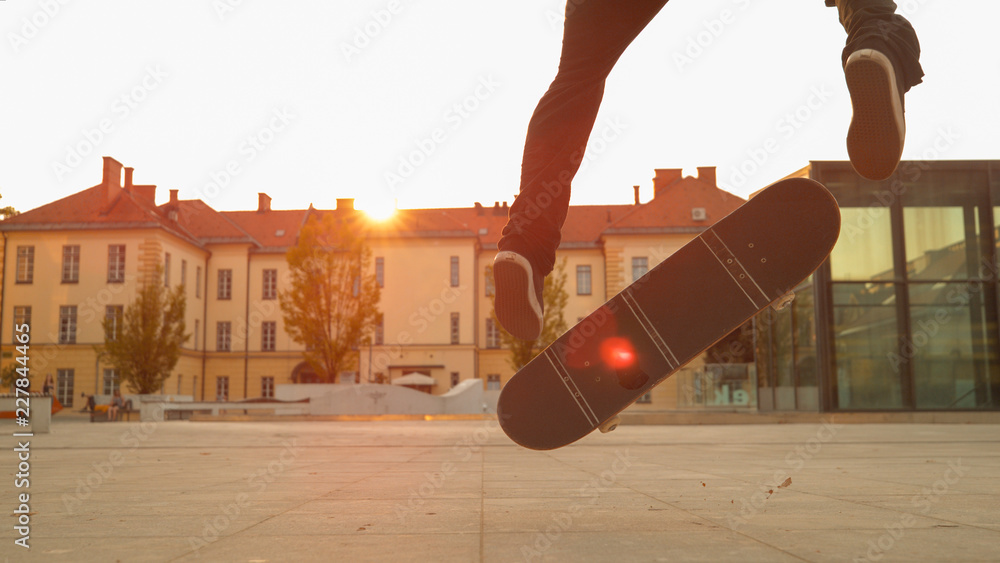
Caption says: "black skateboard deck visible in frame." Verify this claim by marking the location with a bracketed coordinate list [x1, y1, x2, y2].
[497, 177, 841, 450]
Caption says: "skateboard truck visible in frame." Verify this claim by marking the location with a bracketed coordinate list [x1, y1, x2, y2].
[771, 291, 796, 311]
[599, 415, 621, 433]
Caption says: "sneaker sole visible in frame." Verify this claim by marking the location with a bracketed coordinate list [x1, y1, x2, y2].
[493, 252, 543, 341]
[845, 49, 905, 181]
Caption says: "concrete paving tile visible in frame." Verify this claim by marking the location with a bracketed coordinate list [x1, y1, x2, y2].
[759, 526, 1000, 563]
[483, 530, 804, 563]
[484, 494, 721, 534]
[173, 532, 482, 563]
[244, 498, 482, 536]
[6, 419, 998, 563]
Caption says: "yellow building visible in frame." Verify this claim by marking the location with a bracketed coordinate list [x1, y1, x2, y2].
[0, 157, 743, 409]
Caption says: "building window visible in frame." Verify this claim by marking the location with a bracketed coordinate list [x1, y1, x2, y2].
[340, 371, 359, 384]
[451, 372, 460, 387]
[262, 376, 274, 398]
[164, 253, 171, 287]
[450, 256, 459, 287]
[217, 321, 231, 352]
[632, 257, 649, 282]
[102, 368, 120, 395]
[375, 257, 384, 288]
[62, 245, 80, 283]
[108, 245, 125, 283]
[262, 269, 277, 299]
[576, 265, 592, 295]
[218, 269, 232, 300]
[486, 374, 501, 391]
[12, 307, 30, 344]
[16, 246, 34, 284]
[181, 259, 187, 288]
[450, 312, 460, 344]
[485, 270, 495, 297]
[177, 374, 183, 395]
[105, 305, 124, 341]
[194, 319, 200, 351]
[216, 376, 229, 401]
[59, 306, 77, 344]
[374, 314, 384, 346]
[486, 318, 500, 349]
[636, 392, 652, 404]
[261, 321, 276, 352]
[57, 369, 74, 407]
[196, 266, 202, 298]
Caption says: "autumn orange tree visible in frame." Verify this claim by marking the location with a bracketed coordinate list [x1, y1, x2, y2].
[280, 212, 381, 382]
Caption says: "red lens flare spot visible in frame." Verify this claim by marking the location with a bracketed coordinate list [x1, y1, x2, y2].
[600, 337, 637, 369]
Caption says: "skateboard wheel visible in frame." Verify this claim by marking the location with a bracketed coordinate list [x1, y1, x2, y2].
[772, 292, 795, 311]
[599, 416, 621, 434]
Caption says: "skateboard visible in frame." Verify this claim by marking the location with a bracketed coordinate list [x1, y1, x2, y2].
[497, 177, 840, 450]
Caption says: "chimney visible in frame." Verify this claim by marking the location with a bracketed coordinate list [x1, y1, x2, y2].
[492, 202, 504, 216]
[696, 166, 717, 187]
[102, 157, 124, 203]
[474, 202, 484, 216]
[258, 193, 271, 213]
[336, 198, 355, 212]
[123, 167, 134, 191]
[633, 185, 640, 205]
[652, 168, 683, 198]
[169, 189, 179, 205]
[133, 185, 156, 207]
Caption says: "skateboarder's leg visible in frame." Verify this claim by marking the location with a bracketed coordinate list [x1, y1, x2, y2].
[495, 0, 667, 341]
[830, 0, 924, 180]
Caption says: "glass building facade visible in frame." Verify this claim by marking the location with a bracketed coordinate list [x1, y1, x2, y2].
[755, 160, 1000, 412]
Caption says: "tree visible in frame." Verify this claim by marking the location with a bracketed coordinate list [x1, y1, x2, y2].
[280, 212, 381, 383]
[0, 192, 18, 219]
[98, 267, 188, 394]
[488, 257, 570, 371]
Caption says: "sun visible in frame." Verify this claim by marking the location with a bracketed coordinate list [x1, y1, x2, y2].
[357, 196, 397, 221]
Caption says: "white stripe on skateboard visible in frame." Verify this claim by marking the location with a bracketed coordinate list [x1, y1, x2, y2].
[621, 290, 679, 370]
[544, 350, 600, 426]
[699, 229, 769, 309]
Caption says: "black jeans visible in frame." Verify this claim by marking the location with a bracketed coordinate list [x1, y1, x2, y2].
[499, 0, 923, 278]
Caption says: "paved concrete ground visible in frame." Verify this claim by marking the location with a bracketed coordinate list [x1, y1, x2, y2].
[3, 414, 998, 562]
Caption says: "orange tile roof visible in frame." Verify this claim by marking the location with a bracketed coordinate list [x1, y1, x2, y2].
[223, 208, 308, 249]
[605, 175, 745, 234]
[0, 162, 745, 252]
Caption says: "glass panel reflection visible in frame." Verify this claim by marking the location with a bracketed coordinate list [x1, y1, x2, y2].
[904, 207, 980, 281]
[830, 207, 895, 281]
[909, 282, 999, 408]
[833, 282, 903, 409]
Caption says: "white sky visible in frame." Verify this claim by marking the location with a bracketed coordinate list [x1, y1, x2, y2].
[2, 0, 998, 216]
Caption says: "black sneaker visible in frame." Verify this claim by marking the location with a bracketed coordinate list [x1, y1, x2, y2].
[493, 251, 544, 341]
[845, 48, 906, 181]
